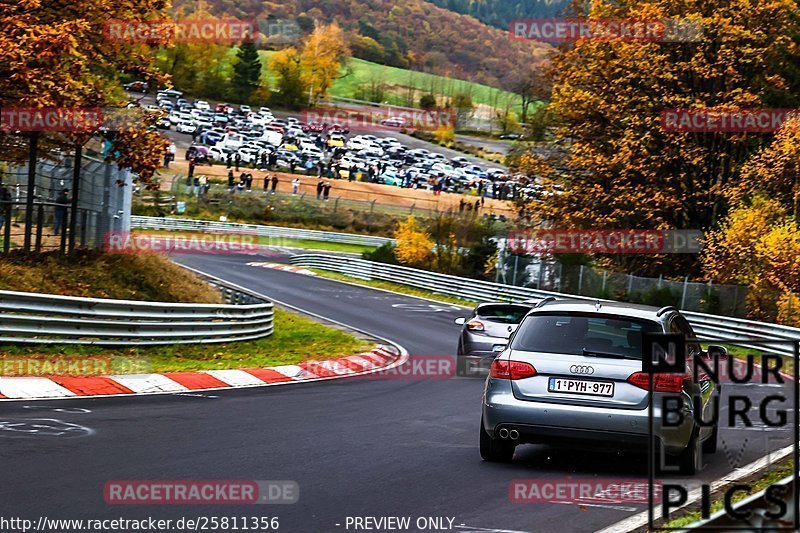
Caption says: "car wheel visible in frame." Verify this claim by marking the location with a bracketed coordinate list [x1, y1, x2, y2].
[479, 417, 515, 462]
[702, 424, 718, 454]
[676, 428, 700, 475]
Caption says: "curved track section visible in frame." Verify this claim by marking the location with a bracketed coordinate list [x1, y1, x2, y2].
[0, 251, 793, 533]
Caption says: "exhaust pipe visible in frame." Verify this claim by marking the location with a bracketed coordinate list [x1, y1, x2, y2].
[498, 428, 509, 439]
[509, 429, 519, 440]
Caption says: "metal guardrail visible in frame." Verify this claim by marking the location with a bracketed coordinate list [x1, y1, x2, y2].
[682, 474, 796, 530]
[290, 254, 800, 357]
[0, 279, 274, 346]
[131, 216, 394, 248]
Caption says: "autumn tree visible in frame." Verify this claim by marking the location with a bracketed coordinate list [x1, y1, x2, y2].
[268, 47, 306, 109]
[0, 0, 170, 180]
[506, 63, 551, 125]
[520, 0, 800, 276]
[299, 23, 350, 105]
[394, 216, 433, 267]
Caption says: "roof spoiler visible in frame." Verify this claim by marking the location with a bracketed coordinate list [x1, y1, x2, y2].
[656, 306, 677, 317]
[534, 296, 557, 308]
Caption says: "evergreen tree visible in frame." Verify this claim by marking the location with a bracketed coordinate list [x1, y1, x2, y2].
[231, 40, 262, 104]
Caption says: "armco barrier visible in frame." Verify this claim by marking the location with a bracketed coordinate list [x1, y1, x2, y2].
[0, 279, 273, 346]
[290, 254, 800, 357]
[131, 216, 394, 248]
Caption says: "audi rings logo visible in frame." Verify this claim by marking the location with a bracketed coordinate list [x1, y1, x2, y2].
[569, 365, 594, 375]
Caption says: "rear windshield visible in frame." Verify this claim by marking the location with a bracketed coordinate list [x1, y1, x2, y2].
[510, 312, 662, 358]
[476, 305, 531, 324]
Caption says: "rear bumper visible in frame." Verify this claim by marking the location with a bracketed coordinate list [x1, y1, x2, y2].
[483, 379, 694, 454]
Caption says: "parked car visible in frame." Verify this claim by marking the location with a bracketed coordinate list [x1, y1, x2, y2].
[175, 119, 197, 134]
[479, 299, 722, 474]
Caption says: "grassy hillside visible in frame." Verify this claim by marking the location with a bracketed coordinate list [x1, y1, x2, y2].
[0, 251, 221, 303]
[259, 52, 524, 114]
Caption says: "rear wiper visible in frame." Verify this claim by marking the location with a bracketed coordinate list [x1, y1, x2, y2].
[582, 348, 639, 360]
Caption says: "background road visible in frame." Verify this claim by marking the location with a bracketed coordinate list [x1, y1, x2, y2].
[1, 250, 794, 532]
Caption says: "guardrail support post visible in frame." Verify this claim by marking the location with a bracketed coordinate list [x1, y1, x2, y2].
[578, 265, 584, 295]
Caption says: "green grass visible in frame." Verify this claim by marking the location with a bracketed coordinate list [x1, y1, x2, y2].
[259, 52, 523, 113]
[0, 309, 372, 374]
[132, 230, 377, 255]
[663, 459, 794, 529]
[308, 268, 476, 308]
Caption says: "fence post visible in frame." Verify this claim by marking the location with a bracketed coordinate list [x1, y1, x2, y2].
[658, 274, 663, 288]
[3, 203, 11, 253]
[512, 255, 519, 286]
[537, 260, 544, 289]
[68, 144, 82, 254]
[680, 276, 689, 309]
[602, 270, 607, 293]
[23, 132, 38, 252]
[333, 196, 339, 213]
[410, 202, 415, 215]
[34, 204, 44, 252]
[557, 262, 563, 291]
[627, 273, 633, 296]
[578, 265, 584, 295]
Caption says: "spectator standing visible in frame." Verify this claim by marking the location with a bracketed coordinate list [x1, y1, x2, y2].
[323, 181, 332, 201]
[291, 177, 300, 195]
[245, 173, 253, 192]
[316, 179, 324, 200]
[226, 153, 233, 169]
[289, 161, 296, 174]
[228, 169, 235, 190]
[53, 188, 70, 235]
[271, 175, 278, 194]
[234, 152, 241, 171]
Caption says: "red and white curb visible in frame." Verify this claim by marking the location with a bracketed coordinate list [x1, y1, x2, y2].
[246, 262, 317, 276]
[0, 345, 404, 401]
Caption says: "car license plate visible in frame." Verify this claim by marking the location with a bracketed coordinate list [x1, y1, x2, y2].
[548, 377, 614, 397]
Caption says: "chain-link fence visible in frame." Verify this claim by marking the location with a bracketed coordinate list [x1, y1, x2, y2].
[0, 145, 132, 253]
[497, 253, 785, 319]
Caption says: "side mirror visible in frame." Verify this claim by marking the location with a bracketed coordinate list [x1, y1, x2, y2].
[704, 345, 729, 361]
[492, 344, 507, 354]
[454, 317, 466, 326]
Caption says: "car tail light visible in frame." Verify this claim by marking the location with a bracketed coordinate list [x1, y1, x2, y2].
[466, 320, 484, 332]
[627, 372, 684, 393]
[490, 359, 537, 380]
